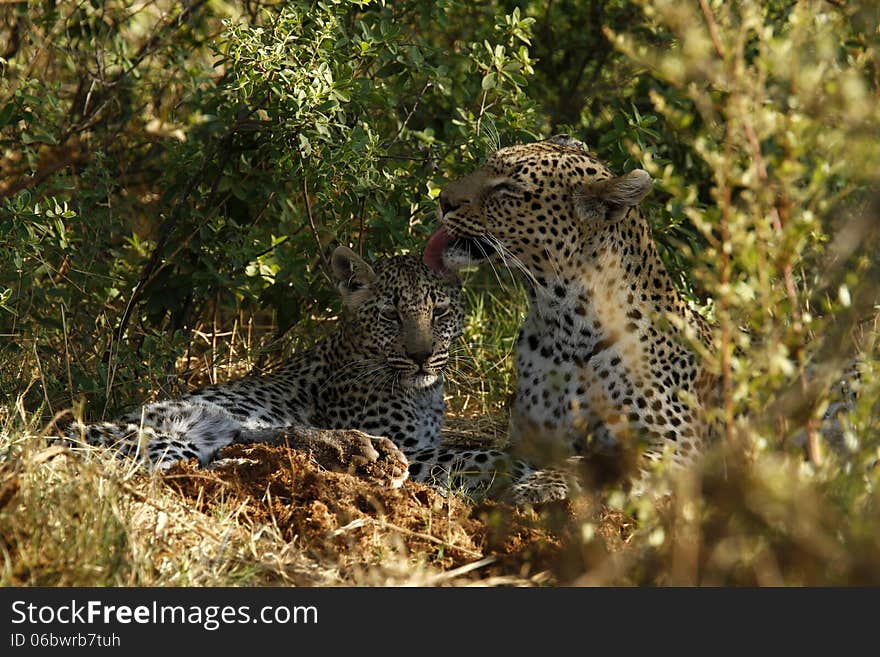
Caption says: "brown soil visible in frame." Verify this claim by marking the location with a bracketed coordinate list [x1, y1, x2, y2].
[164, 443, 629, 584]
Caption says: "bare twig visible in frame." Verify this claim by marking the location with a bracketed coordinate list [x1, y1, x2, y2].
[765, 194, 880, 436]
[211, 292, 220, 385]
[0, 143, 85, 200]
[61, 305, 74, 408]
[743, 122, 799, 317]
[742, 121, 820, 464]
[420, 556, 497, 584]
[357, 196, 367, 257]
[699, 0, 725, 59]
[302, 177, 331, 281]
[475, 89, 488, 137]
[384, 81, 432, 149]
[719, 123, 734, 446]
[375, 519, 484, 558]
[32, 342, 53, 416]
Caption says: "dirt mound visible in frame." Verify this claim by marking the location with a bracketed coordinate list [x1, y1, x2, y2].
[164, 443, 593, 583]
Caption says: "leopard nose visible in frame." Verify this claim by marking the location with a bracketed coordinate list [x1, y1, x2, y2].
[408, 349, 432, 366]
[439, 192, 460, 217]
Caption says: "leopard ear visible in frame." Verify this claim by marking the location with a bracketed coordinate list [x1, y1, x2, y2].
[576, 169, 652, 222]
[332, 246, 376, 306]
[545, 134, 588, 151]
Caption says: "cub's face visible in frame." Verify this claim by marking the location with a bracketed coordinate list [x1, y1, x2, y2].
[333, 249, 464, 389]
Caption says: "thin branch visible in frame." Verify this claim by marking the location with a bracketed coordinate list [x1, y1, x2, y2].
[475, 89, 488, 137]
[699, 0, 725, 59]
[32, 342, 53, 417]
[0, 142, 85, 200]
[384, 81, 432, 149]
[1, 0, 211, 200]
[373, 519, 484, 558]
[302, 177, 331, 281]
[357, 196, 367, 257]
[719, 123, 734, 447]
[420, 556, 498, 584]
[743, 120, 821, 463]
[104, 116, 244, 370]
[764, 194, 880, 447]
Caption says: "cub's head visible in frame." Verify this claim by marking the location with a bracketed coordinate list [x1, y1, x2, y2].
[423, 135, 653, 277]
[332, 246, 464, 389]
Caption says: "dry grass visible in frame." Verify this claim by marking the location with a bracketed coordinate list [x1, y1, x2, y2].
[4, 390, 880, 586]
[0, 404, 630, 587]
[2, 267, 878, 587]
[0, 430, 333, 586]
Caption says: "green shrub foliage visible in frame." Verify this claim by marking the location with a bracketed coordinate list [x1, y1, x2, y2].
[1, 0, 878, 583]
[0, 0, 542, 409]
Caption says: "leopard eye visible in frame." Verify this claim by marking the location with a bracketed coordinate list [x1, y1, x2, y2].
[491, 181, 523, 196]
[380, 306, 400, 322]
[432, 304, 451, 320]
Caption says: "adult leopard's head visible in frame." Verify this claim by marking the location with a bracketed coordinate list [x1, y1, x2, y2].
[332, 247, 464, 389]
[423, 135, 653, 279]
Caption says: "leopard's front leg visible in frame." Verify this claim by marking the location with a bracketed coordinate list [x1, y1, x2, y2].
[406, 446, 572, 504]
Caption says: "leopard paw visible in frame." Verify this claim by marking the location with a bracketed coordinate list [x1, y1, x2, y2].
[509, 468, 573, 505]
[303, 429, 410, 489]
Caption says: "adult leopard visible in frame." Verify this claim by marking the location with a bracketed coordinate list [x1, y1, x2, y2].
[62, 247, 566, 503]
[424, 136, 714, 480]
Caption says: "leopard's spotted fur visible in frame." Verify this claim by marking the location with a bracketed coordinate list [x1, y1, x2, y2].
[63, 247, 568, 503]
[425, 136, 714, 480]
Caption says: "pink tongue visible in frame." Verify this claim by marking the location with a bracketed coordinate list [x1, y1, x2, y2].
[423, 226, 453, 273]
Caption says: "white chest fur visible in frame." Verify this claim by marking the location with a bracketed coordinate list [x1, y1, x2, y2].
[509, 276, 653, 460]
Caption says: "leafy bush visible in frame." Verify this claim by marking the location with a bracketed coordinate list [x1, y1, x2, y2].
[571, 0, 880, 583]
[0, 0, 541, 413]
[1, 0, 878, 584]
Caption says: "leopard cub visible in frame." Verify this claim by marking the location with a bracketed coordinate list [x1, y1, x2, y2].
[63, 247, 568, 503]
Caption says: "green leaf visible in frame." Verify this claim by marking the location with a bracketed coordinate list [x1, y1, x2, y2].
[0, 102, 14, 128]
